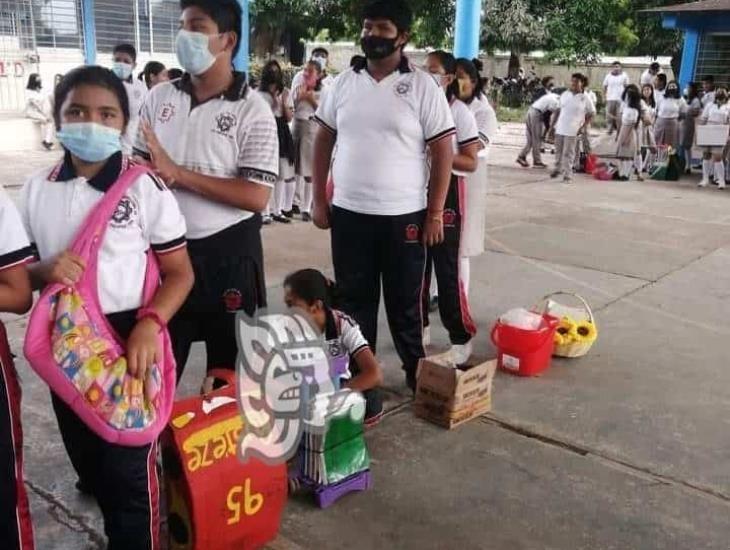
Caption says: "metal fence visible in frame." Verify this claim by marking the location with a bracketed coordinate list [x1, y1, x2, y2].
[695, 32, 730, 89]
[0, 0, 179, 111]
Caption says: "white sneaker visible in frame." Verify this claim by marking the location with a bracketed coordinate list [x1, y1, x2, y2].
[698, 180, 709, 188]
[450, 341, 473, 365]
[422, 326, 431, 347]
[719, 182, 727, 190]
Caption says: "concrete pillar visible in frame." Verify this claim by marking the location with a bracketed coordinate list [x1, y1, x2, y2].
[81, 0, 97, 65]
[453, 0, 481, 60]
[233, 0, 250, 73]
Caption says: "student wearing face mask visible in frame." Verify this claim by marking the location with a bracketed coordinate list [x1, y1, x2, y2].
[698, 88, 730, 189]
[112, 44, 149, 155]
[680, 82, 702, 174]
[134, 0, 279, 380]
[654, 80, 686, 150]
[312, 0, 455, 391]
[21, 65, 193, 550]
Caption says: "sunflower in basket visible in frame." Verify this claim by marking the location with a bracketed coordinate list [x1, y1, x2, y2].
[555, 317, 579, 345]
[574, 320, 598, 344]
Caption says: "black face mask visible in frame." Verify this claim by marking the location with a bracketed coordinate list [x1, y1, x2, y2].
[361, 35, 399, 60]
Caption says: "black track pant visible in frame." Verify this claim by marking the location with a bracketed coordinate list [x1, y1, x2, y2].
[52, 311, 160, 550]
[331, 206, 427, 379]
[423, 175, 477, 345]
[0, 322, 34, 550]
[170, 216, 267, 380]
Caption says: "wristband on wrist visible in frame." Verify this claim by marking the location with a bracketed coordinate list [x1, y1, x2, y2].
[136, 308, 167, 332]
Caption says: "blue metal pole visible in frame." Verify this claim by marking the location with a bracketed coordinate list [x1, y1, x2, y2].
[678, 29, 700, 92]
[233, 0, 250, 73]
[453, 0, 481, 60]
[81, 0, 97, 65]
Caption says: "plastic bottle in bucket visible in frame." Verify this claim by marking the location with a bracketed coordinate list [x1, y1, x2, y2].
[490, 311, 559, 376]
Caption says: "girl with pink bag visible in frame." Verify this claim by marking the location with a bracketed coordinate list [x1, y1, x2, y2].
[21, 66, 194, 549]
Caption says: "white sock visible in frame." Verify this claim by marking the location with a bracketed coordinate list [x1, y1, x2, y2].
[715, 162, 726, 187]
[684, 150, 692, 170]
[635, 153, 644, 174]
[301, 179, 313, 214]
[429, 273, 438, 298]
[702, 160, 713, 182]
[283, 178, 296, 212]
[274, 179, 286, 215]
[460, 257, 471, 296]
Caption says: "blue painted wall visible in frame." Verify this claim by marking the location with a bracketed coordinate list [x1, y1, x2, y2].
[82, 0, 97, 65]
[233, 0, 250, 73]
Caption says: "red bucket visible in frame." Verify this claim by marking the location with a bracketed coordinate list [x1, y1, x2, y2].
[490, 314, 559, 377]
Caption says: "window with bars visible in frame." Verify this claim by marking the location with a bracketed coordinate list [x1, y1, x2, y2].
[94, 0, 179, 54]
[695, 32, 730, 88]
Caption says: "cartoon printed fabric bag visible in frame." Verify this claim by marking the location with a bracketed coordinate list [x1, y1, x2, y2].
[24, 165, 176, 446]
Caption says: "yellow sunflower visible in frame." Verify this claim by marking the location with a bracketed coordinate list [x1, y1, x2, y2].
[556, 317, 578, 343]
[554, 331, 568, 346]
[575, 321, 598, 344]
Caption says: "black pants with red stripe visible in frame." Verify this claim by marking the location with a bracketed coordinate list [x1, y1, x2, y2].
[422, 175, 477, 345]
[0, 322, 34, 550]
[52, 311, 159, 550]
[331, 206, 427, 380]
[170, 215, 267, 380]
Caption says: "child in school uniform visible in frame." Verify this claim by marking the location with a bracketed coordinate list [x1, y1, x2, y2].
[654, 81, 685, 150]
[616, 85, 642, 181]
[292, 60, 324, 222]
[517, 88, 559, 168]
[422, 51, 480, 364]
[0, 188, 34, 550]
[639, 84, 658, 174]
[21, 65, 194, 549]
[283, 269, 384, 426]
[698, 88, 730, 189]
[257, 60, 296, 225]
[680, 82, 703, 173]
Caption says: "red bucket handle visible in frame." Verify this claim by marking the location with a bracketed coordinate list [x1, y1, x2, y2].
[490, 316, 559, 354]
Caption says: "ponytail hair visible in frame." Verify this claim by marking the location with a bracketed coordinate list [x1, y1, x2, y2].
[455, 57, 487, 101]
[283, 269, 340, 309]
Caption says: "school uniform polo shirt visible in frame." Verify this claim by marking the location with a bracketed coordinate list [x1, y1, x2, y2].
[450, 98, 480, 176]
[134, 72, 279, 240]
[702, 91, 716, 109]
[700, 103, 730, 125]
[315, 57, 456, 216]
[555, 91, 596, 137]
[121, 77, 149, 155]
[531, 93, 560, 114]
[0, 187, 33, 272]
[324, 308, 370, 381]
[20, 153, 187, 314]
[603, 72, 629, 102]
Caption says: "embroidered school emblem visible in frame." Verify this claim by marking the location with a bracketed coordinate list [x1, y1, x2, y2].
[327, 340, 343, 358]
[214, 112, 238, 136]
[405, 224, 420, 243]
[110, 196, 138, 228]
[223, 289, 243, 312]
[158, 103, 176, 124]
[394, 82, 412, 97]
[443, 209, 457, 227]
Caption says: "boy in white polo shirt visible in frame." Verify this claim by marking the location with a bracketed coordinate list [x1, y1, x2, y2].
[111, 44, 148, 155]
[312, 0, 455, 392]
[603, 61, 629, 136]
[552, 73, 596, 183]
[517, 90, 560, 168]
[134, 0, 279, 379]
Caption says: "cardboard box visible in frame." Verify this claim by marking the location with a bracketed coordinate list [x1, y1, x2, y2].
[414, 354, 496, 429]
[696, 124, 729, 147]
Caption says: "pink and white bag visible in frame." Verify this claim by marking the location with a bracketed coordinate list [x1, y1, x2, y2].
[24, 164, 176, 446]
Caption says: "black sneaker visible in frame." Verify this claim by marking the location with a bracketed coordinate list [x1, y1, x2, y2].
[301, 212, 312, 222]
[406, 372, 417, 394]
[291, 205, 301, 215]
[428, 295, 439, 313]
[282, 210, 294, 219]
[362, 389, 384, 429]
[272, 214, 292, 224]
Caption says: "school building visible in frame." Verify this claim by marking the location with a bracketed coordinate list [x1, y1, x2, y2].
[646, 0, 730, 89]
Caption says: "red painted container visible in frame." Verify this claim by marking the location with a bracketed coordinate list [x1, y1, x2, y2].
[490, 314, 559, 377]
[162, 370, 287, 550]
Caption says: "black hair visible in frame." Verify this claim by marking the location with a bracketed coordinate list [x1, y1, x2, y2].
[311, 47, 329, 58]
[180, 0, 242, 58]
[26, 73, 42, 91]
[53, 66, 130, 130]
[113, 43, 137, 63]
[665, 80, 680, 99]
[428, 50, 456, 75]
[702, 75, 714, 84]
[686, 81, 700, 102]
[167, 68, 184, 81]
[350, 54, 365, 68]
[623, 85, 642, 126]
[305, 60, 324, 91]
[571, 72, 587, 87]
[454, 57, 486, 101]
[612, 61, 621, 66]
[142, 61, 166, 88]
[655, 73, 667, 89]
[541, 75, 554, 88]
[260, 59, 284, 94]
[284, 269, 340, 309]
[641, 83, 656, 109]
[361, 0, 413, 33]
[650, 62, 660, 72]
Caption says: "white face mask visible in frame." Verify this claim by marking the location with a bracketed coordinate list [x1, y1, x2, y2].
[112, 62, 133, 81]
[175, 29, 219, 76]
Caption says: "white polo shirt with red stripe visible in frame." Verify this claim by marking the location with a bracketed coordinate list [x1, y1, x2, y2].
[315, 57, 456, 216]
[20, 153, 187, 314]
[134, 72, 279, 239]
[0, 187, 33, 273]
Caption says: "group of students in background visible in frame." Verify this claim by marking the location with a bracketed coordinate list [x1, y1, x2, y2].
[516, 60, 730, 187]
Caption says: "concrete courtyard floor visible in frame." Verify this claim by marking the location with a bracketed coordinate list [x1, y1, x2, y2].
[2, 123, 729, 549]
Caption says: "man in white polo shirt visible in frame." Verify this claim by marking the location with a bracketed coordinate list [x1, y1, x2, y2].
[552, 73, 596, 183]
[134, 0, 278, 379]
[312, 0, 455, 393]
[603, 61, 629, 136]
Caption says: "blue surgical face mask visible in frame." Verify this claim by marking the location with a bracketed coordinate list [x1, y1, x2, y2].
[112, 62, 133, 81]
[57, 122, 122, 163]
[175, 29, 218, 76]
